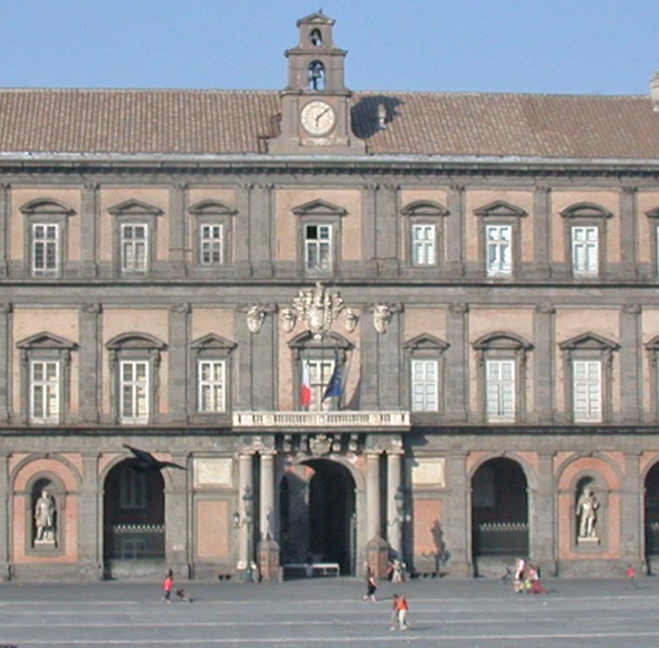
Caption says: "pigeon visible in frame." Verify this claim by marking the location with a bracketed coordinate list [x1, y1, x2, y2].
[123, 444, 186, 472]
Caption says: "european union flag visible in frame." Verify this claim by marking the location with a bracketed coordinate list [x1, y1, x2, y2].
[322, 354, 343, 401]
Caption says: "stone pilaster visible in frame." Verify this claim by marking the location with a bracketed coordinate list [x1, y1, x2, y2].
[377, 305, 402, 408]
[0, 184, 10, 277]
[0, 453, 9, 579]
[445, 452, 470, 576]
[78, 454, 102, 580]
[251, 184, 274, 278]
[447, 185, 465, 276]
[168, 304, 191, 424]
[251, 306, 276, 411]
[235, 184, 252, 277]
[621, 304, 642, 423]
[366, 451, 382, 540]
[386, 450, 403, 558]
[79, 303, 101, 424]
[533, 186, 551, 278]
[81, 183, 99, 278]
[235, 307, 254, 411]
[529, 453, 556, 574]
[360, 303, 378, 410]
[259, 452, 276, 540]
[621, 452, 642, 563]
[237, 453, 254, 571]
[360, 184, 378, 278]
[446, 303, 469, 422]
[375, 184, 400, 277]
[534, 304, 555, 423]
[0, 303, 11, 423]
[169, 183, 187, 276]
[165, 452, 190, 577]
[620, 187, 638, 279]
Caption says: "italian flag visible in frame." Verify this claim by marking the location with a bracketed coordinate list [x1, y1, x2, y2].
[300, 358, 312, 409]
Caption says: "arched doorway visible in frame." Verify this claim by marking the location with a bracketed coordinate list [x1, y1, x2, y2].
[103, 459, 165, 577]
[279, 459, 356, 575]
[645, 462, 659, 568]
[472, 458, 529, 571]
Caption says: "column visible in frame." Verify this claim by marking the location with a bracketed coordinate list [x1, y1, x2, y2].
[259, 452, 275, 540]
[620, 187, 638, 279]
[446, 303, 469, 422]
[361, 184, 378, 278]
[237, 453, 254, 570]
[168, 303, 190, 424]
[235, 184, 252, 277]
[366, 451, 382, 540]
[0, 184, 10, 277]
[621, 304, 642, 423]
[251, 184, 273, 278]
[165, 451, 189, 576]
[533, 304, 555, 423]
[0, 304, 11, 424]
[445, 452, 470, 576]
[79, 304, 101, 424]
[447, 184, 465, 276]
[81, 183, 99, 278]
[375, 184, 399, 277]
[533, 186, 551, 278]
[386, 450, 403, 558]
[169, 183, 187, 276]
[0, 453, 9, 579]
[621, 452, 643, 563]
[78, 453, 101, 580]
[529, 453, 556, 574]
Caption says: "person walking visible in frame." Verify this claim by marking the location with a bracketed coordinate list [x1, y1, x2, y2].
[363, 568, 377, 601]
[162, 569, 174, 604]
[527, 564, 547, 595]
[397, 594, 410, 631]
[625, 564, 640, 590]
[390, 594, 400, 630]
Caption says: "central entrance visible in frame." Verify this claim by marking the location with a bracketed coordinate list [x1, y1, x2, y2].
[279, 458, 356, 575]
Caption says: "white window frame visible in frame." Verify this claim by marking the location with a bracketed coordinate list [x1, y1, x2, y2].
[32, 223, 59, 277]
[120, 468, 147, 509]
[29, 360, 60, 424]
[120, 360, 150, 424]
[199, 224, 224, 266]
[411, 359, 439, 412]
[485, 359, 515, 422]
[307, 358, 335, 412]
[304, 224, 333, 273]
[412, 224, 436, 266]
[121, 224, 149, 275]
[197, 360, 226, 412]
[572, 359, 602, 423]
[571, 225, 599, 277]
[485, 224, 513, 277]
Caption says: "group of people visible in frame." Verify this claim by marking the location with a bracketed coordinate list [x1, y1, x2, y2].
[363, 568, 411, 631]
[511, 557, 548, 594]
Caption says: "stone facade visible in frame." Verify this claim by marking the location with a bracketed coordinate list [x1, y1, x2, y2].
[0, 12, 658, 581]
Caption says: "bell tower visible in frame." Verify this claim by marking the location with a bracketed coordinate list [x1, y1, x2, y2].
[269, 12, 365, 154]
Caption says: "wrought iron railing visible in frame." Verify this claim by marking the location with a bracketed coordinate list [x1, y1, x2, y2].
[473, 521, 529, 556]
[105, 523, 165, 560]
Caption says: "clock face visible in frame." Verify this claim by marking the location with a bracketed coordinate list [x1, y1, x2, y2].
[300, 101, 336, 137]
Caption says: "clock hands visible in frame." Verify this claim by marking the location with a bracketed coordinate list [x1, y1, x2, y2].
[315, 107, 330, 124]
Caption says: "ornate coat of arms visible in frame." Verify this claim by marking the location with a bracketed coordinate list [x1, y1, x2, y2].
[293, 282, 344, 340]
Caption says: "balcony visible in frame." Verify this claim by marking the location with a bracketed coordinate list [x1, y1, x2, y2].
[233, 410, 411, 431]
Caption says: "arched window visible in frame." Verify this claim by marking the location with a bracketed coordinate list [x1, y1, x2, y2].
[310, 29, 323, 46]
[308, 61, 325, 90]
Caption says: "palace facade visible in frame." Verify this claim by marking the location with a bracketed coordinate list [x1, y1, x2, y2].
[1, 12, 659, 580]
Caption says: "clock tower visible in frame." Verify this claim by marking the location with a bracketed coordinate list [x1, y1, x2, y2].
[269, 12, 365, 154]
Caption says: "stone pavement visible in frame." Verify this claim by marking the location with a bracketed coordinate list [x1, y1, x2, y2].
[0, 576, 657, 647]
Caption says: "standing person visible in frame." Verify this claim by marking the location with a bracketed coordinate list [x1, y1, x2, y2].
[513, 557, 526, 593]
[162, 569, 174, 604]
[397, 594, 410, 631]
[363, 568, 377, 601]
[527, 564, 548, 595]
[625, 564, 640, 590]
[390, 594, 399, 631]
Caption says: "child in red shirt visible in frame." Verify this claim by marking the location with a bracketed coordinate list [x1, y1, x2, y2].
[162, 569, 174, 604]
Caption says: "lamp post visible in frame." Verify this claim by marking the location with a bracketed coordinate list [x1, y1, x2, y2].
[233, 486, 255, 582]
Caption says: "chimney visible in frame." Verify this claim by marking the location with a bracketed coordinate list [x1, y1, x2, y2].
[376, 103, 388, 130]
[651, 72, 659, 111]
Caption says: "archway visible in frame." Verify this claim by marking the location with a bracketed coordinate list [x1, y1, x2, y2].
[279, 459, 356, 575]
[471, 458, 529, 569]
[645, 462, 659, 564]
[103, 459, 165, 576]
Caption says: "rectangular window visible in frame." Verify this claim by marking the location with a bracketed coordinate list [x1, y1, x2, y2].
[486, 224, 512, 277]
[32, 224, 59, 277]
[486, 359, 515, 422]
[200, 224, 224, 266]
[30, 360, 60, 423]
[198, 360, 226, 412]
[305, 224, 332, 272]
[573, 360, 602, 422]
[121, 224, 148, 274]
[412, 224, 436, 265]
[120, 360, 149, 424]
[308, 359, 335, 412]
[411, 359, 439, 412]
[571, 226, 598, 277]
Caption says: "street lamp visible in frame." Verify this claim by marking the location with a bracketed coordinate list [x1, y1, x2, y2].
[233, 486, 255, 582]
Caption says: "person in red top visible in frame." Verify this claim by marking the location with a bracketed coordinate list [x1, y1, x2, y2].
[396, 594, 409, 631]
[162, 569, 174, 604]
[625, 564, 640, 590]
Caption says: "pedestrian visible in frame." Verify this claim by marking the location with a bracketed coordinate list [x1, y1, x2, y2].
[625, 564, 640, 590]
[528, 563, 548, 595]
[513, 557, 526, 593]
[390, 594, 399, 630]
[397, 594, 410, 631]
[363, 568, 377, 601]
[162, 569, 173, 604]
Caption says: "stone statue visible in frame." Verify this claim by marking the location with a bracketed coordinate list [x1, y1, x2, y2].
[576, 486, 599, 539]
[34, 489, 56, 543]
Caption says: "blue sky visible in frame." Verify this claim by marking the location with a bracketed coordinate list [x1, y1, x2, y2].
[1, 0, 656, 95]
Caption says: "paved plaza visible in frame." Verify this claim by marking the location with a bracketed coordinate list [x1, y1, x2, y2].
[0, 576, 657, 647]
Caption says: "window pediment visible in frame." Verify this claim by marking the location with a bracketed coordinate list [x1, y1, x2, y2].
[106, 332, 167, 351]
[190, 333, 237, 352]
[288, 330, 352, 351]
[404, 333, 449, 352]
[401, 200, 449, 218]
[20, 199, 75, 217]
[559, 332, 619, 351]
[292, 199, 347, 217]
[17, 332, 77, 351]
[473, 332, 532, 351]
[474, 200, 527, 218]
[645, 334, 659, 350]
[560, 203, 613, 219]
[646, 206, 659, 219]
[108, 199, 164, 217]
[189, 200, 237, 217]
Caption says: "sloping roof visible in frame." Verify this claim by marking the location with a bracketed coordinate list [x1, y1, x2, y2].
[0, 87, 658, 159]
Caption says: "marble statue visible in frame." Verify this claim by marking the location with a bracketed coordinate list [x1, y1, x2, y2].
[576, 486, 599, 539]
[35, 489, 56, 543]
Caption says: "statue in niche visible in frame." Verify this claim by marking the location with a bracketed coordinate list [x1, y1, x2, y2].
[34, 489, 57, 544]
[576, 486, 600, 540]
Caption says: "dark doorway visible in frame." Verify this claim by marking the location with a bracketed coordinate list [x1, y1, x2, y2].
[103, 460, 165, 564]
[645, 463, 659, 558]
[472, 458, 529, 558]
[279, 459, 356, 575]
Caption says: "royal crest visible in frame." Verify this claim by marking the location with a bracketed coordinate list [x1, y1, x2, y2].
[293, 282, 344, 340]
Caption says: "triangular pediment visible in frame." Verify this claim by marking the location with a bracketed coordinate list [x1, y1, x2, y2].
[108, 199, 163, 217]
[190, 333, 237, 351]
[188, 200, 237, 217]
[292, 199, 347, 217]
[404, 333, 449, 352]
[559, 331, 619, 351]
[106, 332, 166, 351]
[17, 332, 77, 350]
[473, 331, 532, 351]
[297, 11, 335, 26]
[474, 200, 527, 218]
[646, 206, 659, 219]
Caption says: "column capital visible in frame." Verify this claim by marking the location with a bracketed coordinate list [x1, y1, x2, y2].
[170, 303, 191, 315]
[449, 302, 469, 315]
[535, 303, 555, 314]
[81, 303, 102, 315]
[0, 303, 12, 315]
[622, 303, 642, 315]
